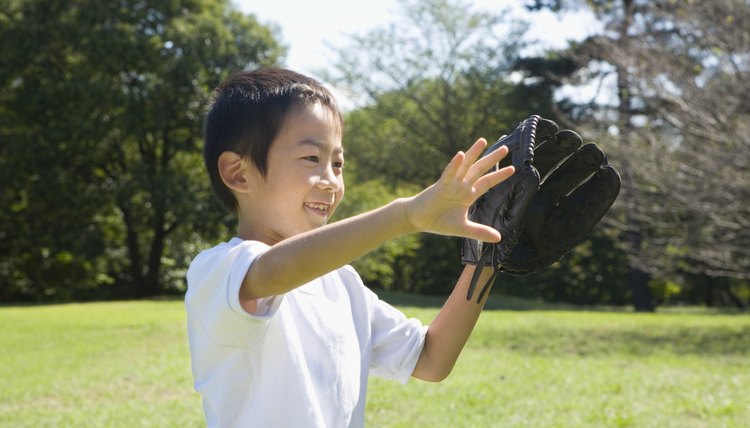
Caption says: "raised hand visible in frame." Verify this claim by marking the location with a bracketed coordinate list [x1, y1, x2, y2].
[403, 138, 515, 243]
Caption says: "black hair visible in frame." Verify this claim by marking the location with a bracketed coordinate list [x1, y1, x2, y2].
[203, 68, 343, 211]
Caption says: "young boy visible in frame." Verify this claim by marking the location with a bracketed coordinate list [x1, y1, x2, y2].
[185, 68, 514, 427]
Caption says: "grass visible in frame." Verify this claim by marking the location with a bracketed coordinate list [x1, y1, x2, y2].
[1, 295, 748, 427]
[0, 301, 200, 427]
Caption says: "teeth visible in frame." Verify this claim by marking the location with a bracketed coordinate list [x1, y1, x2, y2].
[305, 203, 328, 212]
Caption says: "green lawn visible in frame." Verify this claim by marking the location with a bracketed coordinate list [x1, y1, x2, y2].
[1, 295, 748, 427]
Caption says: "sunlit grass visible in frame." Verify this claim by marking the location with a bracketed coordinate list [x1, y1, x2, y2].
[0, 301, 203, 427]
[1, 296, 748, 427]
[368, 306, 750, 428]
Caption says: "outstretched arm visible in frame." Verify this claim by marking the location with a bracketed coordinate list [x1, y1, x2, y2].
[241, 139, 514, 304]
[411, 264, 496, 382]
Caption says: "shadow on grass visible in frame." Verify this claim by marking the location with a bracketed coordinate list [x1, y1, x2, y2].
[474, 322, 750, 357]
[375, 290, 750, 356]
[374, 289, 629, 312]
[373, 289, 748, 314]
[0, 294, 186, 308]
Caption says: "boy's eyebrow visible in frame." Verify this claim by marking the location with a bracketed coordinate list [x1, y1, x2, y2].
[297, 138, 344, 154]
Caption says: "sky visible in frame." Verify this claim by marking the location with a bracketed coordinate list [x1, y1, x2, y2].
[233, 0, 601, 77]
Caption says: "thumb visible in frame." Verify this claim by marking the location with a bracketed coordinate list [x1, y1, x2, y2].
[463, 221, 502, 243]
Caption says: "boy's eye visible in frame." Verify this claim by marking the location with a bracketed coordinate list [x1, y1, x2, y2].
[333, 161, 344, 169]
[304, 156, 320, 163]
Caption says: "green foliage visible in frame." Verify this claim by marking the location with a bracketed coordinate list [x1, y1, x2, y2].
[333, 0, 750, 308]
[331, 0, 635, 302]
[2, 0, 746, 308]
[332, 172, 421, 291]
[522, 0, 750, 308]
[495, 228, 632, 306]
[0, 0, 282, 301]
[343, 78, 525, 188]
[329, 0, 535, 187]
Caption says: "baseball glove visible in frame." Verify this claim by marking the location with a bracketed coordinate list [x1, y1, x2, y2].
[502, 130, 621, 274]
[461, 115, 557, 301]
[462, 116, 621, 302]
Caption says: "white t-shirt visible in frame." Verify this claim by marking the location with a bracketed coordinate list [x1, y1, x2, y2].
[185, 238, 427, 428]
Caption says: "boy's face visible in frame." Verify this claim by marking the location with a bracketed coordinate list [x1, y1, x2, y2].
[242, 103, 345, 243]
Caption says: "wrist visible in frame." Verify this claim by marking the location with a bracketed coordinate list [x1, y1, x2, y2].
[391, 197, 419, 236]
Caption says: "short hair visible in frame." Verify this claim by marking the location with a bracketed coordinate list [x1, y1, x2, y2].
[203, 68, 344, 211]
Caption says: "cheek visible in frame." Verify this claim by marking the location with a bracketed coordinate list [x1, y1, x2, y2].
[337, 175, 345, 199]
[285, 168, 316, 189]
[331, 179, 345, 212]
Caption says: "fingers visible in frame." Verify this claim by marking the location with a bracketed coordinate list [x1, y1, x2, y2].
[467, 145, 509, 183]
[455, 138, 488, 178]
[448, 137, 514, 196]
[450, 138, 511, 182]
[464, 221, 502, 243]
[441, 150, 465, 181]
[473, 165, 515, 195]
[465, 138, 489, 164]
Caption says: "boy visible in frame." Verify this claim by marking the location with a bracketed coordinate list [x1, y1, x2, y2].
[185, 68, 514, 427]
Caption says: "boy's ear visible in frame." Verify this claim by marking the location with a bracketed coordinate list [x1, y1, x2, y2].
[218, 151, 254, 194]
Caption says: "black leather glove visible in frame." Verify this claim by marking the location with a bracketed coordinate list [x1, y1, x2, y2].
[462, 116, 620, 302]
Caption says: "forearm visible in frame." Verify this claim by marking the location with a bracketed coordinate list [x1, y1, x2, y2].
[411, 264, 495, 382]
[240, 138, 512, 302]
[242, 198, 415, 300]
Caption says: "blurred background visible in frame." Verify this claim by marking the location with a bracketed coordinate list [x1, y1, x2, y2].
[1, 0, 748, 311]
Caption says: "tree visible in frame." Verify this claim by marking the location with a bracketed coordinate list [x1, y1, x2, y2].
[523, 0, 750, 308]
[0, 0, 284, 300]
[327, 0, 533, 186]
[322, 0, 539, 294]
[324, 0, 630, 299]
[596, 0, 750, 307]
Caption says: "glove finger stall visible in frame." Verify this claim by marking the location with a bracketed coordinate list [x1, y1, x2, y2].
[516, 144, 604, 249]
[554, 164, 621, 241]
[502, 159, 621, 275]
[537, 143, 605, 204]
[533, 130, 582, 180]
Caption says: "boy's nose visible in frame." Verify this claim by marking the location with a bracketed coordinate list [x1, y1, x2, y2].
[317, 166, 341, 191]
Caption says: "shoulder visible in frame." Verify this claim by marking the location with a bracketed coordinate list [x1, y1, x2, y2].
[331, 265, 382, 309]
[336, 264, 372, 295]
[188, 239, 269, 282]
[194, 238, 270, 262]
[185, 239, 275, 344]
[338, 264, 362, 283]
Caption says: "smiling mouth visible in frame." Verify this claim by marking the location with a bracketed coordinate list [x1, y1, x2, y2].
[304, 202, 330, 215]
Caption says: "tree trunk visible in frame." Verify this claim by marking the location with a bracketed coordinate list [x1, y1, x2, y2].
[144, 204, 167, 298]
[704, 276, 715, 307]
[617, 0, 655, 312]
[120, 204, 144, 297]
[629, 266, 654, 312]
[721, 278, 747, 310]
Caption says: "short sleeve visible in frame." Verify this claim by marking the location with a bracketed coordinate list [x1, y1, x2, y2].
[185, 239, 282, 345]
[368, 297, 428, 384]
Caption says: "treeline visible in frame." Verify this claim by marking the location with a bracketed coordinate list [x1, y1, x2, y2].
[1, 0, 748, 309]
